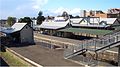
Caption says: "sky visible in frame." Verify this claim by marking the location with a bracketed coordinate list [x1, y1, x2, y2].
[0, 0, 120, 19]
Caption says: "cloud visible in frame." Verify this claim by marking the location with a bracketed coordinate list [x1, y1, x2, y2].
[70, 8, 81, 14]
[16, 0, 48, 11]
[0, 0, 49, 19]
[53, 7, 69, 14]
[31, 0, 48, 10]
[50, 7, 81, 16]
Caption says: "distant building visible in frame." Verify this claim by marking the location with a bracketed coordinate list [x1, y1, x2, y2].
[107, 13, 120, 18]
[1, 23, 34, 44]
[32, 19, 37, 27]
[86, 9, 120, 18]
[0, 19, 7, 27]
[71, 17, 120, 30]
[108, 8, 120, 14]
[86, 10, 107, 18]
[107, 8, 120, 18]
[80, 10, 86, 17]
[95, 13, 107, 18]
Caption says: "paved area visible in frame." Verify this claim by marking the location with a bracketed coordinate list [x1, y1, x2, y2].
[9, 42, 81, 66]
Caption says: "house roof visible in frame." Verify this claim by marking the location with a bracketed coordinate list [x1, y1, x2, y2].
[71, 24, 110, 28]
[70, 18, 83, 24]
[34, 20, 69, 30]
[59, 28, 113, 36]
[100, 18, 117, 24]
[71, 18, 117, 27]
[2, 23, 27, 34]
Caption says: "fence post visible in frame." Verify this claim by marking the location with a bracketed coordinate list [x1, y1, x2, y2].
[94, 39, 96, 51]
[118, 45, 120, 66]
[95, 52, 98, 66]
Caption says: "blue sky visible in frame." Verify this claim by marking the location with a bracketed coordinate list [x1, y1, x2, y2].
[0, 0, 120, 19]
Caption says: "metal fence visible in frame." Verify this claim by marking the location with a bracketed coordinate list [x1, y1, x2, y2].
[64, 31, 120, 66]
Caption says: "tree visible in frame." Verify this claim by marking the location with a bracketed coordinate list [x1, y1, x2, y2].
[7, 17, 16, 26]
[74, 15, 80, 18]
[62, 11, 69, 17]
[18, 17, 33, 27]
[37, 11, 45, 25]
[62, 11, 69, 20]
[69, 15, 74, 18]
[38, 11, 43, 16]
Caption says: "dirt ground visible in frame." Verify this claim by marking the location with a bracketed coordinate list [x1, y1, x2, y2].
[9, 41, 81, 66]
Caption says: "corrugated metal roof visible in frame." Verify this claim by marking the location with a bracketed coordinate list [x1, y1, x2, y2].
[100, 18, 117, 24]
[70, 18, 83, 24]
[35, 20, 69, 29]
[12, 23, 27, 32]
[70, 18, 117, 25]
[89, 18, 100, 24]
[71, 18, 117, 27]
[71, 24, 110, 28]
[54, 17, 65, 21]
[2, 23, 27, 33]
[59, 28, 113, 36]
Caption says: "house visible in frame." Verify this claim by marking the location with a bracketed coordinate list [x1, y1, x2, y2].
[1, 23, 34, 44]
[0, 19, 7, 27]
[71, 17, 108, 29]
[70, 17, 120, 30]
[107, 8, 120, 18]
[100, 18, 120, 25]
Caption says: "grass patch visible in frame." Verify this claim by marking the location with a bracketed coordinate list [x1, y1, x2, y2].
[0, 50, 31, 66]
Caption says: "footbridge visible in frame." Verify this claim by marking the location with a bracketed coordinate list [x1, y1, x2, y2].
[64, 30, 120, 66]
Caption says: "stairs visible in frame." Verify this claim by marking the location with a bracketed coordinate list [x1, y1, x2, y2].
[64, 49, 87, 59]
[95, 41, 120, 52]
[64, 30, 120, 58]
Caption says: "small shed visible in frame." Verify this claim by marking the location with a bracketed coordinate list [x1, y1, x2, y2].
[2, 23, 34, 44]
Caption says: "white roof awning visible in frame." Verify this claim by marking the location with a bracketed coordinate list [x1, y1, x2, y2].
[100, 18, 117, 24]
[35, 20, 69, 30]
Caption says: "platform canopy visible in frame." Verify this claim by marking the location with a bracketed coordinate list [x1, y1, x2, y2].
[59, 28, 113, 36]
[34, 21, 69, 30]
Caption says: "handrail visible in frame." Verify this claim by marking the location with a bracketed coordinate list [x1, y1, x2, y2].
[64, 31, 120, 57]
